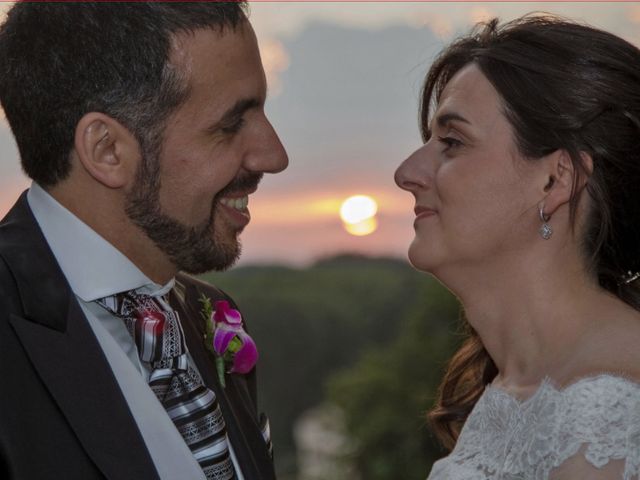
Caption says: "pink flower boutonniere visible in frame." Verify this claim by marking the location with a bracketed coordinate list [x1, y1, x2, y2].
[199, 295, 258, 388]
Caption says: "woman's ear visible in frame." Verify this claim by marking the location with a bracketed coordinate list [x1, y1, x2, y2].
[540, 149, 592, 217]
[73, 112, 141, 189]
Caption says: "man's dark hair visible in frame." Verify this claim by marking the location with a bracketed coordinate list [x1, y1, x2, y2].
[0, 2, 247, 187]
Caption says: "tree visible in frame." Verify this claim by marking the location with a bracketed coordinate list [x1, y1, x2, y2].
[327, 279, 461, 479]
[202, 255, 462, 478]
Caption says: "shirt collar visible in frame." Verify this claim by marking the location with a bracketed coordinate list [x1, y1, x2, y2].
[27, 183, 174, 301]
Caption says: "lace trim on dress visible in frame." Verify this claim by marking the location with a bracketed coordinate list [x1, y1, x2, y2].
[428, 374, 640, 480]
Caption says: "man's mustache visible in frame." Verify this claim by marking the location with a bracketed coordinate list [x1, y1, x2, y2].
[215, 173, 263, 200]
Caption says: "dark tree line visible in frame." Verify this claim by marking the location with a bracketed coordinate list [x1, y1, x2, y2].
[203, 255, 461, 479]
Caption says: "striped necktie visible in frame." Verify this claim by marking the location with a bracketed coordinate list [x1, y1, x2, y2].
[98, 291, 237, 480]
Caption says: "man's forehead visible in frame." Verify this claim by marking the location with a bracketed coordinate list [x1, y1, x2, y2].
[162, 21, 265, 127]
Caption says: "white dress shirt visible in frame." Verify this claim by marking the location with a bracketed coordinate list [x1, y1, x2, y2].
[27, 183, 243, 480]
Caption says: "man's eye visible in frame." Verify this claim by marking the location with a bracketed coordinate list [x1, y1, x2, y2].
[221, 118, 245, 134]
[437, 136, 463, 151]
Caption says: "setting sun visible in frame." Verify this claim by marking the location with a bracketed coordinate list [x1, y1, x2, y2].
[340, 195, 378, 236]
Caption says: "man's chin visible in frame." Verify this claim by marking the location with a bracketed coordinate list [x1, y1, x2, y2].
[177, 236, 242, 274]
[212, 235, 242, 270]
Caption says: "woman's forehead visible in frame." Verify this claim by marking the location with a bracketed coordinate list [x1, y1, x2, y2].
[432, 65, 506, 131]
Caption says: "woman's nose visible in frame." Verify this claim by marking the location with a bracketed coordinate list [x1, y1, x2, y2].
[394, 146, 430, 192]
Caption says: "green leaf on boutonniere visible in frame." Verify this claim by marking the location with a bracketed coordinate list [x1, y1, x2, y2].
[199, 293, 226, 387]
[199, 294, 215, 342]
[215, 356, 226, 389]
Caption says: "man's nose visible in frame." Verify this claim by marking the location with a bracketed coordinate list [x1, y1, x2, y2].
[245, 118, 289, 174]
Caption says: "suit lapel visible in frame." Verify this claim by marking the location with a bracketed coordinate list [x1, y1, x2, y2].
[169, 284, 276, 480]
[1, 193, 159, 480]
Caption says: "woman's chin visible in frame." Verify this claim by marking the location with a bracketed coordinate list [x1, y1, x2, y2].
[408, 239, 438, 272]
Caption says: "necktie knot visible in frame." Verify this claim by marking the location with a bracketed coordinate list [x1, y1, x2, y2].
[99, 291, 187, 367]
[134, 307, 165, 325]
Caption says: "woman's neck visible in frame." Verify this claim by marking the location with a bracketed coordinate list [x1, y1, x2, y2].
[442, 251, 610, 392]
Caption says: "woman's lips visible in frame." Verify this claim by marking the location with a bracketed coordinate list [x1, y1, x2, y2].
[413, 206, 438, 225]
[414, 205, 437, 221]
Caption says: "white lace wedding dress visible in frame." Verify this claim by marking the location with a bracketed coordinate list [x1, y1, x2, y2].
[428, 375, 640, 479]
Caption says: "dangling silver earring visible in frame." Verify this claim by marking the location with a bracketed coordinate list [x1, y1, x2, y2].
[539, 204, 552, 240]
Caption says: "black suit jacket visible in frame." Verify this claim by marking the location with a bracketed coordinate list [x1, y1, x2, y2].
[0, 193, 275, 480]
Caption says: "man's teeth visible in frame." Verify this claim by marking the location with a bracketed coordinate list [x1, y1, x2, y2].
[220, 196, 249, 210]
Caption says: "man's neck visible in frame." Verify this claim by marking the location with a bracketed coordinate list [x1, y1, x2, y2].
[47, 182, 178, 285]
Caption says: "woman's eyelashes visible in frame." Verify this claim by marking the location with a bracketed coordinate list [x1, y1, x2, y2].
[437, 135, 463, 153]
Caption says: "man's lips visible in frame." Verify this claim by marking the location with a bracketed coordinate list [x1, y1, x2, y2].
[217, 187, 258, 228]
[218, 186, 258, 211]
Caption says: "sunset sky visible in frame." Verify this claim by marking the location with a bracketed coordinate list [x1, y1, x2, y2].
[1, 1, 639, 266]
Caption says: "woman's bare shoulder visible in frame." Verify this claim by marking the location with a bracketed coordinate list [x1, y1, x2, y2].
[559, 310, 640, 385]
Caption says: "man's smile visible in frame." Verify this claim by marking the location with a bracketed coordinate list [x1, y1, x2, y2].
[219, 195, 249, 211]
[218, 193, 251, 228]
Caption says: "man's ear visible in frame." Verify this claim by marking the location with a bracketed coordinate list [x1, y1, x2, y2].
[73, 112, 140, 189]
[539, 149, 593, 217]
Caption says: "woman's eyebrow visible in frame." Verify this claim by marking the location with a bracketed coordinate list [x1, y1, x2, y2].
[435, 111, 472, 128]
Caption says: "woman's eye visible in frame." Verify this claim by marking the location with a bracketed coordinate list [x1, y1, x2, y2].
[437, 136, 463, 151]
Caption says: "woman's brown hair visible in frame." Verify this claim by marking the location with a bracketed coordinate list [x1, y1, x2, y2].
[422, 16, 640, 450]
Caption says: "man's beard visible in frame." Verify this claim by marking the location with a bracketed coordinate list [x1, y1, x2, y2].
[125, 153, 262, 274]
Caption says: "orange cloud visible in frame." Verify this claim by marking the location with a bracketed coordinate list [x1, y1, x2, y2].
[248, 189, 411, 227]
[470, 6, 495, 25]
[259, 38, 290, 97]
[409, 12, 454, 39]
[629, 5, 640, 24]
[240, 206, 414, 267]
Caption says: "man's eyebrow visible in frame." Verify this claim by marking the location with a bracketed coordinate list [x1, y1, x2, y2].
[435, 112, 471, 128]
